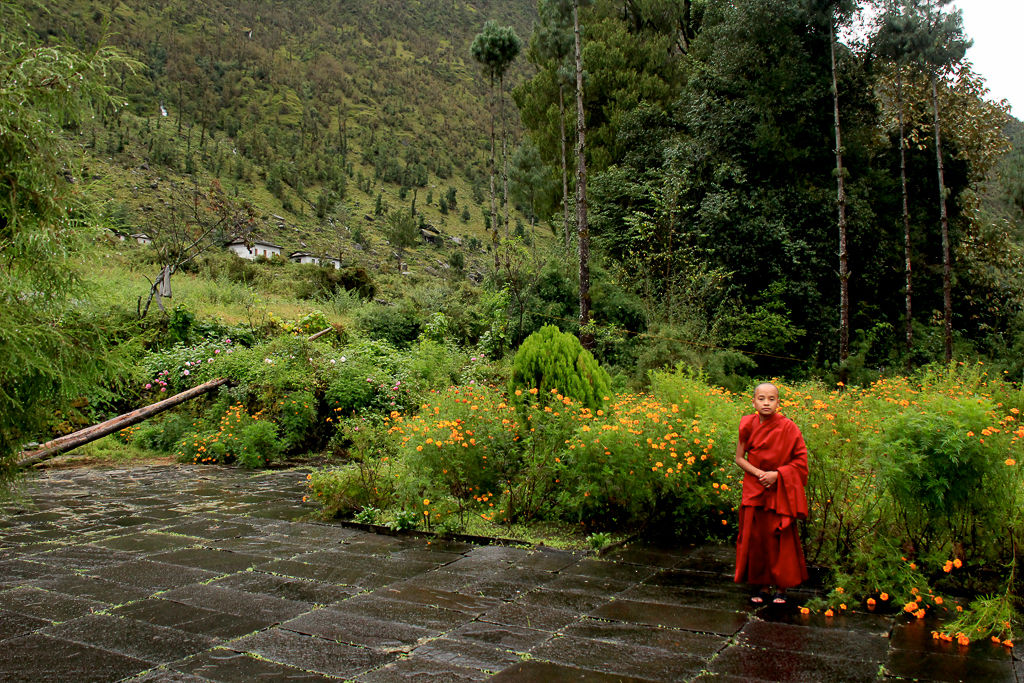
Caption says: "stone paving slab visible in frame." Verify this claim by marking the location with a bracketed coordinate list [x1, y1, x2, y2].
[173, 648, 340, 681]
[1, 633, 151, 682]
[282, 607, 438, 650]
[0, 465, 1018, 683]
[354, 657, 489, 682]
[42, 613, 216, 663]
[229, 626, 398, 677]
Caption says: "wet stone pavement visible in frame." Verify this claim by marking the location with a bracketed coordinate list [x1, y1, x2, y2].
[0, 466, 1017, 683]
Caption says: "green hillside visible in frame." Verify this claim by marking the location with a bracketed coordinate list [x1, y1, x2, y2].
[26, 0, 543, 268]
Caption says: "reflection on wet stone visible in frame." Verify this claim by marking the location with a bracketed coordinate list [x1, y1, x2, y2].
[0, 466, 1011, 683]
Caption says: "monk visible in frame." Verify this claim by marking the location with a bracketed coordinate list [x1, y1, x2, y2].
[734, 382, 809, 605]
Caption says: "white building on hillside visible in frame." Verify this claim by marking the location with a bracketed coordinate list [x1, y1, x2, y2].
[227, 238, 283, 260]
[290, 251, 341, 269]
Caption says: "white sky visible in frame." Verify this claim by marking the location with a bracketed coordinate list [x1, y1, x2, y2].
[952, 0, 1022, 117]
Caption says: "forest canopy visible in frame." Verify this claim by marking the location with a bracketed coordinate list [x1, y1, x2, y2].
[515, 0, 1023, 379]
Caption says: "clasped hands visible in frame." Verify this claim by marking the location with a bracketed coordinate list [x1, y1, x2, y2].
[757, 470, 778, 489]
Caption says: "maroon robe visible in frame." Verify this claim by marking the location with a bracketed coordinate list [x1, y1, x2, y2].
[734, 412, 809, 589]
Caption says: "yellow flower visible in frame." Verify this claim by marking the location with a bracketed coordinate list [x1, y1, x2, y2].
[423, 499, 430, 505]
[1006, 459, 1016, 466]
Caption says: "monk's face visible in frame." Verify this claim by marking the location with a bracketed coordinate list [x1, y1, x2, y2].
[752, 383, 779, 418]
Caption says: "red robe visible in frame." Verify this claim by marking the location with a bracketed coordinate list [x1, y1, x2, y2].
[734, 412, 810, 589]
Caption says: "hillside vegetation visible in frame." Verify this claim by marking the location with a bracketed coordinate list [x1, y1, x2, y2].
[27, 0, 542, 267]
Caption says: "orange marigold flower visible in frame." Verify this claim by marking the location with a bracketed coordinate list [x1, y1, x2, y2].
[880, 593, 889, 601]
[904, 602, 919, 613]
[1006, 459, 1016, 466]
[824, 609, 834, 617]
[957, 634, 970, 646]
[867, 598, 876, 607]
[953, 559, 963, 568]
[1003, 640, 1013, 648]
[934, 596, 943, 605]
[914, 609, 925, 619]
[799, 607, 810, 615]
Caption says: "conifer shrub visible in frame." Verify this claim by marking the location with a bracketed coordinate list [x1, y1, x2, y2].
[508, 325, 611, 412]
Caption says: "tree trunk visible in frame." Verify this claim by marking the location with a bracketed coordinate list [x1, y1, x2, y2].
[488, 75, 498, 270]
[574, 0, 592, 349]
[897, 66, 913, 370]
[932, 75, 953, 364]
[17, 378, 232, 467]
[500, 74, 510, 239]
[831, 27, 850, 377]
[559, 83, 571, 251]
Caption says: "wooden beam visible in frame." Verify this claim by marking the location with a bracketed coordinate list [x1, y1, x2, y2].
[17, 377, 232, 468]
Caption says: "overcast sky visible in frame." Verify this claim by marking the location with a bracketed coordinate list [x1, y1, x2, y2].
[951, 0, 1021, 117]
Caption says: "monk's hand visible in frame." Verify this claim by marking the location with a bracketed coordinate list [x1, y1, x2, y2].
[758, 471, 778, 489]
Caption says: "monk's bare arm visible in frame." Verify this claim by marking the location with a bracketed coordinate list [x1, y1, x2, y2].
[735, 432, 777, 488]
[735, 434, 762, 478]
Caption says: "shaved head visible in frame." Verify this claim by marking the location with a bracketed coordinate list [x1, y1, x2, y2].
[753, 382, 778, 396]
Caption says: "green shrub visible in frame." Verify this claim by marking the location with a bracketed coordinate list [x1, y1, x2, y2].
[131, 414, 189, 453]
[355, 304, 422, 348]
[277, 390, 318, 451]
[509, 325, 611, 412]
[325, 360, 379, 416]
[306, 418, 399, 516]
[395, 386, 521, 523]
[237, 419, 284, 468]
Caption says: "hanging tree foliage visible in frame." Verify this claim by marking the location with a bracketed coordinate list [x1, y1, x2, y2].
[0, 2, 135, 480]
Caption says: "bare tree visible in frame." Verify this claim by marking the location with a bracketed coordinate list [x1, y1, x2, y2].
[139, 179, 256, 318]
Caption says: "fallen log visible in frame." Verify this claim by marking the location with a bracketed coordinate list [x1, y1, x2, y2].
[307, 326, 334, 341]
[17, 377, 232, 468]
[17, 325, 339, 469]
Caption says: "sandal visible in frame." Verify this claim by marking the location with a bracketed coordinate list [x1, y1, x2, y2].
[750, 591, 771, 605]
[772, 592, 788, 605]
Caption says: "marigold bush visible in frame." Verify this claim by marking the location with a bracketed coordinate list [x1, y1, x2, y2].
[308, 361, 1023, 643]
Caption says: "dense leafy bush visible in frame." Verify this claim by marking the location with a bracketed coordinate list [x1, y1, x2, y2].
[237, 419, 284, 468]
[276, 391, 318, 451]
[325, 359, 380, 417]
[293, 264, 376, 301]
[129, 414, 189, 453]
[509, 325, 612, 411]
[307, 418, 399, 515]
[355, 303, 422, 348]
